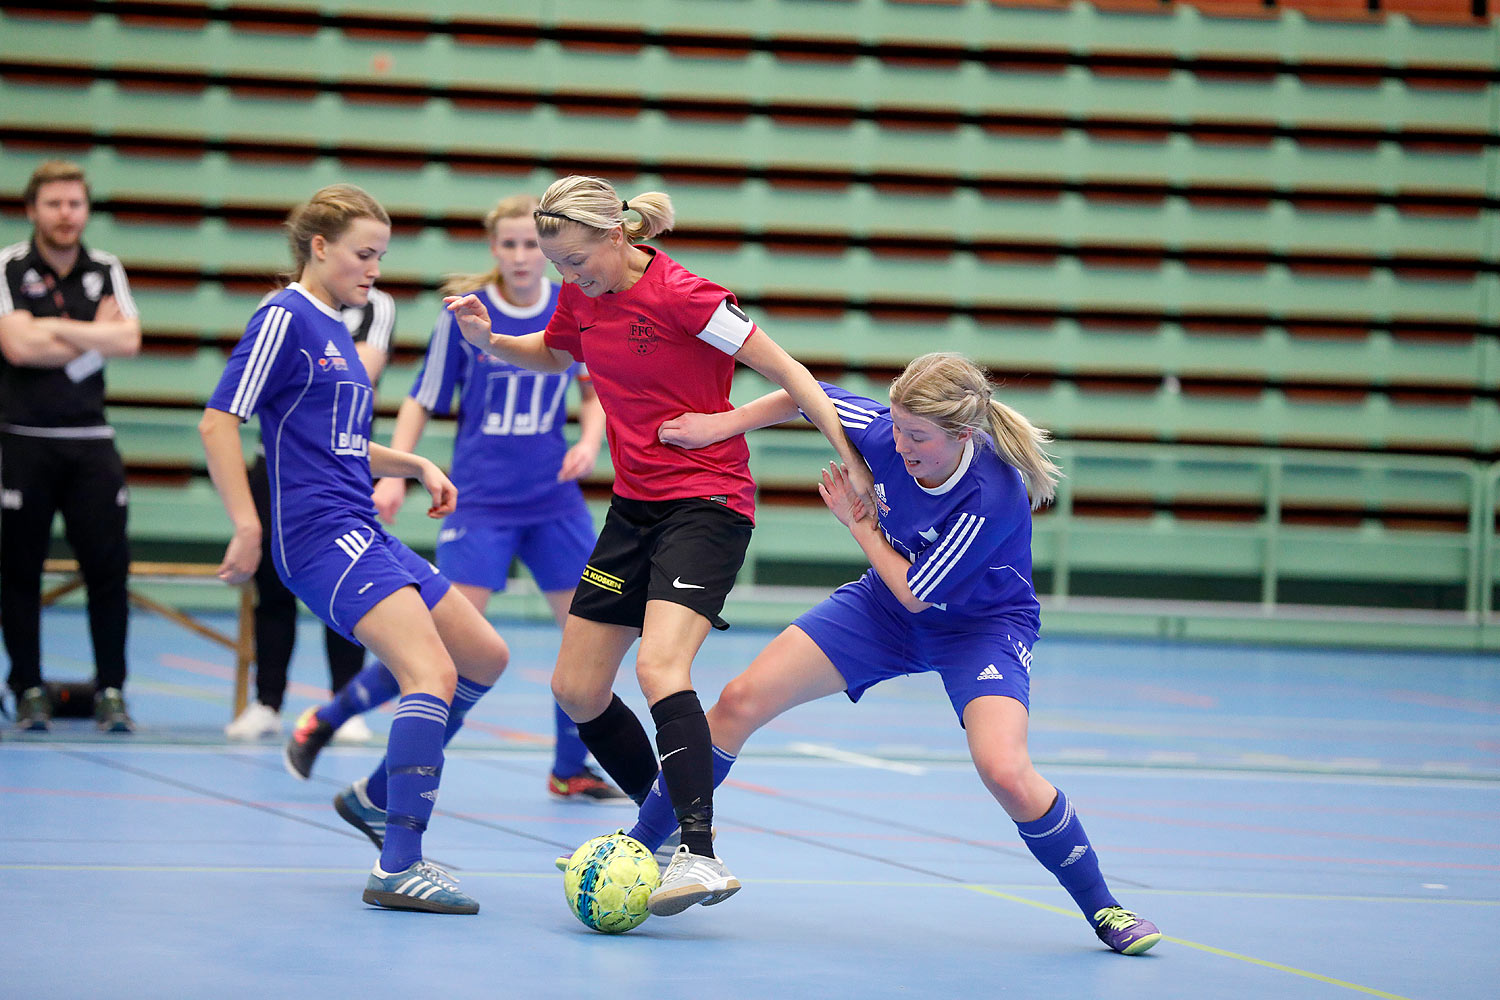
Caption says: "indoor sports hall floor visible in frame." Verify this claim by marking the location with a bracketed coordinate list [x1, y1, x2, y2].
[3, 609, 1495, 1000]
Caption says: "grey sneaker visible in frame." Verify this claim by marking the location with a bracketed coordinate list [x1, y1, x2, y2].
[16, 686, 51, 731]
[363, 859, 479, 914]
[646, 844, 740, 916]
[94, 687, 134, 733]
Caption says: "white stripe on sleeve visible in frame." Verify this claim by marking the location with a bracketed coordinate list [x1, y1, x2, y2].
[413, 312, 453, 411]
[228, 307, 291, 416]
[908, 513, 985, 601]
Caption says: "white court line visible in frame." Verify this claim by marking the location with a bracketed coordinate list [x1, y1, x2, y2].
[787, 742, 927, 775]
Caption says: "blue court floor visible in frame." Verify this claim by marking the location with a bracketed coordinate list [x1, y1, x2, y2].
[3, 609, 1497, 999]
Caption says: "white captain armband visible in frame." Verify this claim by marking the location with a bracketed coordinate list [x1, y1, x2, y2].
[696, 298, 755, 355]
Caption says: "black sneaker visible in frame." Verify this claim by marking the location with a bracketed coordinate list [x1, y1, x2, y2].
[283, 706, 335, 779]
[94, 687, 135, 733]
[17, 686, 51, 731]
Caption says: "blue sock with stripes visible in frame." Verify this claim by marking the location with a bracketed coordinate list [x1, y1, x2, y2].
[1015, 788, 1119, 921]
[364, 677, 491, 811]
[626, 745, 736, 853]
[379, 693, 448, 873]
[315, 660, 400, 730]
[551, 701, 590, 778]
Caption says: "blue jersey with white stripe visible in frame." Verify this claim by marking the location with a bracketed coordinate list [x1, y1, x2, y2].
[819, 382, 1040, 634]
[207, 283, 380, 569]
[408, 280, 586, 524]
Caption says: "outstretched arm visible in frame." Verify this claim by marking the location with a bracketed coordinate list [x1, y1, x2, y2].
[735, 328, 874, 505]
[657, 388, 801, 450]
[444, 294, 574, 373]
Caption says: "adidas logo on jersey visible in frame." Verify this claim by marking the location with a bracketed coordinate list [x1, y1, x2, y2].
[1060, 845, 1090, 868]
[976, 664, 1003, 681]
[324, 340, 343, 357]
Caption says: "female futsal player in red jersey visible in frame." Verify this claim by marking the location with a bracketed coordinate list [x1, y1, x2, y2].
[446, 174, 871, 916]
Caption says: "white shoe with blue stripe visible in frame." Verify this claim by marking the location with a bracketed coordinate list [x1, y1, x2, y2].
[362, 860, 479, 914]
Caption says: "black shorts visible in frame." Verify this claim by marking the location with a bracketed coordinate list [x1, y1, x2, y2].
[570, 495, 754, 632]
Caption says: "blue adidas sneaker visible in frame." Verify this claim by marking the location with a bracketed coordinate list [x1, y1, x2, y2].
[363, 860, 479, 914]
[333, 777, 386, 849]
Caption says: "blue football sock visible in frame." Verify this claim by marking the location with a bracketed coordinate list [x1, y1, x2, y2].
[627, 745, 736, 853]
[551, 701, 590, 778]
[1015, 788, 1119, 921]
[316, 660, 400, 730]
[365, 677, 491, 811]
[379, 693, 448, 873]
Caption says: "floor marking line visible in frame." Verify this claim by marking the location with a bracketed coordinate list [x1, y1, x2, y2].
[787, 742, 928, 775]
[964, 885, 1414, 1000]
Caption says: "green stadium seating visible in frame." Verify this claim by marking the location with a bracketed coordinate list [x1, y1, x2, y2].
[7, 0, 1496, 621]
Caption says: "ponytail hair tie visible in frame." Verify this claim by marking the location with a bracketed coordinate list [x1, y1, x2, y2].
[621, 199, 631, 213]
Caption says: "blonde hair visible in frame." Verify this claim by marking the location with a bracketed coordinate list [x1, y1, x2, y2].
[889, 352, 1060, 509]
[439, 194, 539, 298]
[284, 183, 389, 277]
[24, 159, 89, 206]
[532, 175, 674, 243]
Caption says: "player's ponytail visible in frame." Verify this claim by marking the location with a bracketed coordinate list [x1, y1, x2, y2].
[890, 352, 1061, 509]
[284, 184, 389, 280]
[439, 194, 539, 298]
[534, 175, 675, 243]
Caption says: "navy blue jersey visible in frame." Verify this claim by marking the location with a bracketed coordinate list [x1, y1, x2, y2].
[408, 280, 586, 525]
[816, 382, 1040, 634]
[207, 283, 380, 571]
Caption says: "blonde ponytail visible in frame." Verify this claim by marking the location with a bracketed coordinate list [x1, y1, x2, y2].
[533, 175, 674, 242]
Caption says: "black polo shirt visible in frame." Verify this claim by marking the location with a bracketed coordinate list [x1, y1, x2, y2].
[0, 238, 138, 431]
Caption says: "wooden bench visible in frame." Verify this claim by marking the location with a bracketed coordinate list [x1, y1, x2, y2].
[41, 558, 256, 719]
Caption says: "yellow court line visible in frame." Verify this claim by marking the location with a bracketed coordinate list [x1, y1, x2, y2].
[964, 886, 1413, 1000]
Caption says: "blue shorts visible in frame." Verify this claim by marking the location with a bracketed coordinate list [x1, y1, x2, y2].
[278, 518, 450, 644]
[435, 507, 595, 593]
[793, 572, 1035, 724]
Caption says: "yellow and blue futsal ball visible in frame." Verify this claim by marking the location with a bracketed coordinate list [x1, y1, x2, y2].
[563, 831, 660, 934]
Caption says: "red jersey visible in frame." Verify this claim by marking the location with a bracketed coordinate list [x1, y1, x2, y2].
[543, 247, 758, 522]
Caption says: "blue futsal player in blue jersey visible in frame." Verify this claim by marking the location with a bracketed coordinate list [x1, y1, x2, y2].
[290, 194, 629, 808]
[200, 184, 509, 914]
[615, 352, 1162, 953]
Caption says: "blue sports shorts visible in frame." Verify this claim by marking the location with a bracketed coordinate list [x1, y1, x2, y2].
[278, 517, 449, 644]
[793, 572, 1035, 724]
[435, 507, 596, 593]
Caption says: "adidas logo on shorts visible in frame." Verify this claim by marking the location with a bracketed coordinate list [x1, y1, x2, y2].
[976, 664, 1003, 681]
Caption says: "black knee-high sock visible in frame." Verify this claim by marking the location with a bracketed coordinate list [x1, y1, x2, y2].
[574, 694, 658, 805]
[650, 689, 714, 857]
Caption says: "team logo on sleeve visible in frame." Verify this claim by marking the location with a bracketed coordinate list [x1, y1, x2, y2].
[627, 316, 658, 356]
[82, 271, 104, 301]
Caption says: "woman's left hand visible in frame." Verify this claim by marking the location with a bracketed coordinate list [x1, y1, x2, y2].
[556, 442, 599, 483]
[817, 461, 871, 529]
[417, 460, 458, 518]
